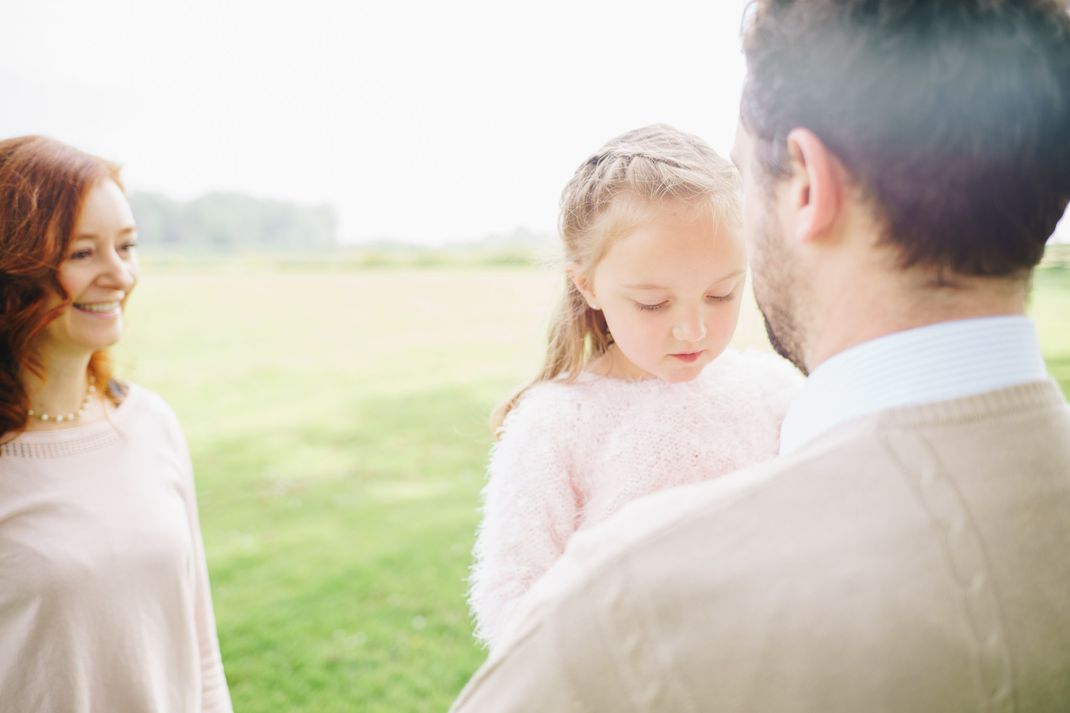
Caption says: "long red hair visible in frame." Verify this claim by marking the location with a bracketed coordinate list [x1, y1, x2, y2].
[0, 136, 125, 440]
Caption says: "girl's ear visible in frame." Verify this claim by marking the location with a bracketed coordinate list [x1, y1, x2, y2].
[566, 262, 601, 310]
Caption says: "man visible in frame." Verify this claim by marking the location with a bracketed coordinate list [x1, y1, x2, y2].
[451, 1, 1070, 710]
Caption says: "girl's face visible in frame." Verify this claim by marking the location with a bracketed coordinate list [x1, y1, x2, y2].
[573, 199, 746, 383]
[38, 180, 139, 359]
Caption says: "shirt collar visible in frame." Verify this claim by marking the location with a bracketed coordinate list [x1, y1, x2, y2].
[779, 316, 1048, 456]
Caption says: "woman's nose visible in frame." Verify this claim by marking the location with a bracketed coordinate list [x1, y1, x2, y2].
[102, 251, 137, 291]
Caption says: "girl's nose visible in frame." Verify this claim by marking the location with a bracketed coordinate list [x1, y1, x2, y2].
[672, 312, 707, 343]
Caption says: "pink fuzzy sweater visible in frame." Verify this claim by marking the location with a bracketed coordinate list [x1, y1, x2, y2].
[469, 348, 802, 650]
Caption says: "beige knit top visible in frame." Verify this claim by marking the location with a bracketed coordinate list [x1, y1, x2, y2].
[0, 385, 232, 712]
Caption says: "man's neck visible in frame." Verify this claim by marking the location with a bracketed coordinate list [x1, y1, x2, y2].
[804, 270, 1030, 372]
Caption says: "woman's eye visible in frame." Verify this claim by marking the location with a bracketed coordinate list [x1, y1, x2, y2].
[636, 301, 668, 312]
[68, 249, 92, 260]
[120, 241, 139, 253]
[707, 292, 736, 303]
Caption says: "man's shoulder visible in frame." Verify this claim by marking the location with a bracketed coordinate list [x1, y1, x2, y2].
[562, 381, 1070, 594]
[515, 425, 884, 632]
[502, 427, 945, 709]
[513, 390, 1070, 710]
[464, 387, 1070, 711]
[561, 422, 875, 567]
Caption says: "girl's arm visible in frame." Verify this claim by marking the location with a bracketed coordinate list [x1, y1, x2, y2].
[469, 388, 583, 651]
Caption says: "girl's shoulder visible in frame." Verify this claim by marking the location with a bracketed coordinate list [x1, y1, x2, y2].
[696, 348, 803, 425]
[502, 372, 675, 435]
[487, 382, 585, 470]
[496, 375, 629, 447]
[704, 348, 804, 392]
[502, 379, 587, 429]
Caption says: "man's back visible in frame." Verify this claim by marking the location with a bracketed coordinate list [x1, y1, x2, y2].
[452, 381, 1070, 711]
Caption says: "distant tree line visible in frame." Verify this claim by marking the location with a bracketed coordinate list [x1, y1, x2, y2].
[128, 191, 338, 251]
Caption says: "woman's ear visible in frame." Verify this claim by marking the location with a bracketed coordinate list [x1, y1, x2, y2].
[784, 128, 843, 244]
[566, 263, 600, 310]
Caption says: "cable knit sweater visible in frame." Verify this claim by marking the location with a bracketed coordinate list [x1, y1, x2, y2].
[469, 348, 802, 650]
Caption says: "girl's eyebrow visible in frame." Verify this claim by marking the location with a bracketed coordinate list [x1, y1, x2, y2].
[713, 269, 746, 284]
[623, 270, 745, 291]
[623, 282, 670, 290]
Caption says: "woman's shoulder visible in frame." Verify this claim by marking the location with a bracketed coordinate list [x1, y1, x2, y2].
[118, 383, 178, 419]
[116, 383, 188, 442]
[0, 383, 187, 461]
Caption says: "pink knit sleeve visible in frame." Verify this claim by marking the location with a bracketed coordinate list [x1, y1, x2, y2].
[469, 385, 583, 651]
[168, 411, 234, 713]
[182, 465, 234, 713]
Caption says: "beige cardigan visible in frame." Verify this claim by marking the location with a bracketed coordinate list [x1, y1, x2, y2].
[452, 381, 1070, 712]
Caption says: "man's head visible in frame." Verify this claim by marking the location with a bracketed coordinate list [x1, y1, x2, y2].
[733, 0, 1070, 373]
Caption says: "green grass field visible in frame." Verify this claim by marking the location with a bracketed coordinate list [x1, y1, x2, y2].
[114, 263, 1070, 712]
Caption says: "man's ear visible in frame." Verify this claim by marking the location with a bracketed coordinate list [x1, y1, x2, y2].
[566, 263, 600, 310]
[785, 128, 842, 244]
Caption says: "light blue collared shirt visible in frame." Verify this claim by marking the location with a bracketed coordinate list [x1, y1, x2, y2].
[779, 316, 1049, 456]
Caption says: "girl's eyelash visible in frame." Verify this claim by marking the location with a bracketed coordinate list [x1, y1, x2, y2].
[636, 291, 737, 311]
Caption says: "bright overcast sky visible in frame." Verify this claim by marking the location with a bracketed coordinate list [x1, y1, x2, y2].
[6, 0, 1067, 246]
[0, 0, 750, 245]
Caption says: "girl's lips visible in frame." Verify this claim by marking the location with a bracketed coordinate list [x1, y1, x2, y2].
[671, 351, 703, 363]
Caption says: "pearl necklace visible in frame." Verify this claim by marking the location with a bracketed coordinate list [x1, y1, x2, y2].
[27, 377, 96, 424]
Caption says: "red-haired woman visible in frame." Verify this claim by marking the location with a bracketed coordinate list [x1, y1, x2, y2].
[0, 136, 232, 712]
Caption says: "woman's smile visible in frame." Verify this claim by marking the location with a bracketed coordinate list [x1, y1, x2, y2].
[72, 300, 122, 317]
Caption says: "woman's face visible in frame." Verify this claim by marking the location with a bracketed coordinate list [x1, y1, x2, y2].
[38, 180, 139, 358]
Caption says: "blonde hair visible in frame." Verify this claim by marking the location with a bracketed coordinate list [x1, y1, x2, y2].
[491, 124, 741, 433]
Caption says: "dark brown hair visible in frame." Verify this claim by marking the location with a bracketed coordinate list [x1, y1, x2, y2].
[0, 136, 124, 439]
[741, 0, 1070, 276]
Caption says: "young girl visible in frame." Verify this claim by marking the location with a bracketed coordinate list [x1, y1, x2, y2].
[0, 136, 232, 711]
[468, 124, 801, 650]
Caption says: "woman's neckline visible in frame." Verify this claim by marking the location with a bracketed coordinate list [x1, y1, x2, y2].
[6, 383, 141, 444]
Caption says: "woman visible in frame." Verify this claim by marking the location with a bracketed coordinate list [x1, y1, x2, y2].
[0, 136, 232, 712]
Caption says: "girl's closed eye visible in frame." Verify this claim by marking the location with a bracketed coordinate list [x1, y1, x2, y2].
[707, 290, 737, 303]
[635, 300, 669, 312]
